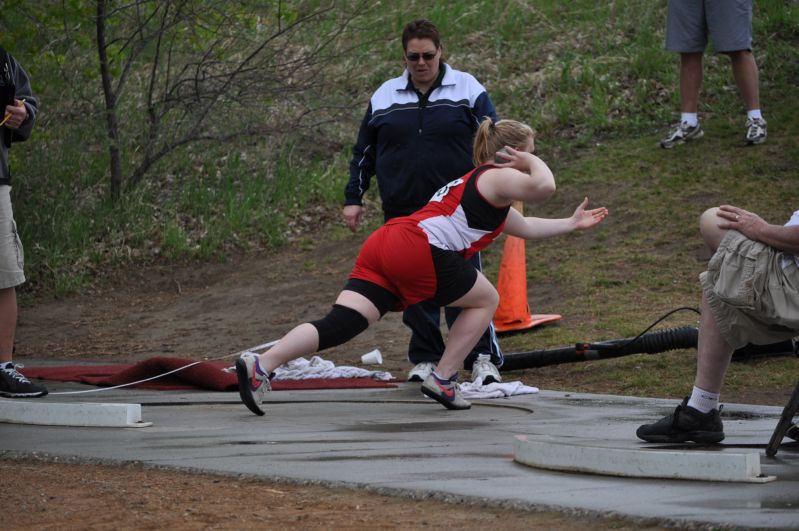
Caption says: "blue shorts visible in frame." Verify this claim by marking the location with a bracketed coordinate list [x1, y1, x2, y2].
[665, 0, 753, 53]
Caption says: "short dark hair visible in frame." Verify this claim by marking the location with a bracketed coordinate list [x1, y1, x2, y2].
[401, 19, 442, 52]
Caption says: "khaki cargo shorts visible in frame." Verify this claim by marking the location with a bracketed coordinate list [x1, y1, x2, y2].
[699, 230, 799, 350]
[0, 186, 25, 289]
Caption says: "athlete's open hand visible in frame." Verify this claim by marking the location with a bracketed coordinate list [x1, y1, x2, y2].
[571, 197, 608, 230]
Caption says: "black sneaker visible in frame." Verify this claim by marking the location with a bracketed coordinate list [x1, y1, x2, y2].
[786, 423, 798, 442]
[636, 398, 724, 443]
[0, 363, 49, 398]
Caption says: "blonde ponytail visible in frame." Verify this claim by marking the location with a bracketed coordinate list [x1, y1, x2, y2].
[472, 117, 535, 166]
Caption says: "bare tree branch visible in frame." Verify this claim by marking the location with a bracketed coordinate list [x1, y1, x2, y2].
[93, 0, 376, 194]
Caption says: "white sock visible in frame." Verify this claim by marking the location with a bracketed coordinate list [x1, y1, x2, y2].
[747, 109, 763, 121]
[681, 113, 698, 127]
[687, 386, 719, 413]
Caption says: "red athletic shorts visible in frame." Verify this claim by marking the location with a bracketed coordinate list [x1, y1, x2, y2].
[349, 221, 477, 311]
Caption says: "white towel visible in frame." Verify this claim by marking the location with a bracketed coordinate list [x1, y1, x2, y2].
[458, 380, 539, 399]
[230, 353, 394, 381]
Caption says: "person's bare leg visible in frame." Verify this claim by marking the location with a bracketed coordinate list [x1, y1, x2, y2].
[0, 287, 17, 364]
[256, 290, 380, 373]
[695, 206, 734, 394]
[727, 50, 760, 111]
[434, 272, 499, 378]
[695, 291, 734, 393]
[679, 52, 703, 113]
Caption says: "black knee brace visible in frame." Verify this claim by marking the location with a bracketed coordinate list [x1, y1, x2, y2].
[310, 304, 369, 351]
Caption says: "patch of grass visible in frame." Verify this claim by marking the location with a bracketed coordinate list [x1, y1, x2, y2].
[11, 1, 798, 296]
[160, 219, 191, 258]
[490, 82, 799, 397]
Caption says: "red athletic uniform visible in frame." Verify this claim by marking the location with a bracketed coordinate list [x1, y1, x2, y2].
[349, 165, 510, 310]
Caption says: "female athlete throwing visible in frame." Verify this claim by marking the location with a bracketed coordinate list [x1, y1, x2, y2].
[236, 117, 608, 415]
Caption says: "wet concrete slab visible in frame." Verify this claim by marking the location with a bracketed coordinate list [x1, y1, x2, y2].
[1, 375, 797, 529]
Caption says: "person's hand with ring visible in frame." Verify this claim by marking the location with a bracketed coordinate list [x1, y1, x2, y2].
[716, 204, 767, 239]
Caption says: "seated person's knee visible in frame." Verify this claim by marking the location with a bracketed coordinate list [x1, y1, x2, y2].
[700, 207, 725, 250]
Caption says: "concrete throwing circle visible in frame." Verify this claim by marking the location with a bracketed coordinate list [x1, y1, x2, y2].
[514, 435, 775, 483]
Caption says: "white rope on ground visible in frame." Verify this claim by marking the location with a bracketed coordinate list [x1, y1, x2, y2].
[41, 341, 527, 398]
[47, 340, 279, 396]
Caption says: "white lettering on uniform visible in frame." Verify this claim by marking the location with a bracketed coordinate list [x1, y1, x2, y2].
[429, 178, 463, 203]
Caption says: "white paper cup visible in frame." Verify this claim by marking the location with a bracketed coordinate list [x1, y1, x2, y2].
[361, 349, 383, 364]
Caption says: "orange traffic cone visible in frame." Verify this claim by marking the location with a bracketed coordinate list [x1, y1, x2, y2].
[492, 202, 562, 333]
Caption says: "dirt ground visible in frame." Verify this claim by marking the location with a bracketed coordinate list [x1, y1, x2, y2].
[1, 457, 670, 530]
[2, 236, 778, 529]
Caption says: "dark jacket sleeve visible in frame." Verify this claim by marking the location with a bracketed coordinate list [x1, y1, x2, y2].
[9, 54, 37, 143]
[472, 90, 498, 125]
[344, 103, 377, 206]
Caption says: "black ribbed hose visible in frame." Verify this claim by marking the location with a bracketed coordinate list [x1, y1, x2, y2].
[500, 326, 796, 372]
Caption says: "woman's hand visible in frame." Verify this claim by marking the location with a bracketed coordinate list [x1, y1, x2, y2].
[493, 145, 537, 173]
[571, 197, 608, 230]
[342, 204, 364, 233]
[484, 145, 556, 206]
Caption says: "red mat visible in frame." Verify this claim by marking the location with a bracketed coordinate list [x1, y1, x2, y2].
[20, 357, 397, 392]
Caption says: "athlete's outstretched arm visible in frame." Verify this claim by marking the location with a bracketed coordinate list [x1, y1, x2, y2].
[503, 197, 608, 241]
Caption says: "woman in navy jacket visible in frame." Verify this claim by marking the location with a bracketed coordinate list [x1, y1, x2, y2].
[342, 19, 503, 385]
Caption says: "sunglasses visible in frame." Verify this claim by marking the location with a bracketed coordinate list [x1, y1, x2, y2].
[405, 51, 437, 62]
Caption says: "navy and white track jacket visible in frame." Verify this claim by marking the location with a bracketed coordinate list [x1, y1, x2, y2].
[344, 64, 497, 218]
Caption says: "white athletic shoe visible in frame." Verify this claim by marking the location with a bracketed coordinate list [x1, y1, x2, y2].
[420, 374, 471, 410]
[235, 353, 271, 416]
[471, 354, 501, 385]
[407, 361, 436, 382]
[660, 121, 703, 149]
[745, 117, 767, 145]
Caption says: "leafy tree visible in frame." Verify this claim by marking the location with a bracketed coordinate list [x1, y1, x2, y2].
[4, 0, 372, 199]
